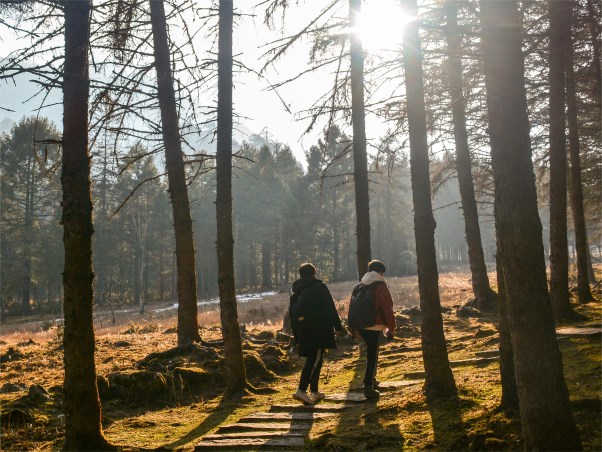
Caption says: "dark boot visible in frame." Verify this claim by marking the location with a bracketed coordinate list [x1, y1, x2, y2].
[363, 385, 380, 399]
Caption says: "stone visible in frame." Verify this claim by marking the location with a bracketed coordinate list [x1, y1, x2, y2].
[0, 383, 28, 393]
[173, 367, 214, 385]
[107, 370, 170, 400]
[28, 384, 51, 402]
[0, 347, 24, 363]
[255, 330, 275, 341]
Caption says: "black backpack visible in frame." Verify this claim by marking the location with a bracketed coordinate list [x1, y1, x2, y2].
[348, 282, 385, 330]
[289, 287, 317, 332]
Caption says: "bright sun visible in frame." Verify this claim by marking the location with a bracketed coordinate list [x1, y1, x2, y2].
[357, 0, 413, 52]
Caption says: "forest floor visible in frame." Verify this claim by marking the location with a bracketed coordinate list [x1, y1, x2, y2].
[0, 270, 601, 451]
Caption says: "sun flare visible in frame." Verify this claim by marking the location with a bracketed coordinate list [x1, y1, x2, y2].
[357, 0, 413, 52]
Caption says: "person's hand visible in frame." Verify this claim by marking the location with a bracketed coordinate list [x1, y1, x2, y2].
[385, 331, 395, 343]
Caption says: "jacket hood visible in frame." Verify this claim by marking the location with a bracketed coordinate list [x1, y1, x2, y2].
[292, 277, 321, 293]
[360, 271, 386, 286]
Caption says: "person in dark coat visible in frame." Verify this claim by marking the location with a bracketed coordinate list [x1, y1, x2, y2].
[290, 262, 346, 404]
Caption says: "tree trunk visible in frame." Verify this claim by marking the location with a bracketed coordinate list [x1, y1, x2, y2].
[349, 0, 371, 278]
[21, 153, 33, 315]
[495, 242, 519, 410]
[548, 0, 577, 321]
[261, 243, 272, 289]
[95, 144, 109, 305]
[402, 0, 457, 400]
[216, 0, 247, 395]
[332, 188, 340, 281]
[566, 5, 594, 304]
[444, 0, 496, 309]
[150, 0, 200, 345]
[62, 1, 112, 448]
[586, 0, 601, 105]
[480, 1, 582, 448]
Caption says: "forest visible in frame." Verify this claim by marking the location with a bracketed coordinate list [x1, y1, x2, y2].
[0, 0, 600, 450]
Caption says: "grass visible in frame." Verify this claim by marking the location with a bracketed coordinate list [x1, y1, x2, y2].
[1, 270, 600, 451]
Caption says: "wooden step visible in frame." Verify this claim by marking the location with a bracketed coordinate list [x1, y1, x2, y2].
[195, 435, 305, 450]
[217, 422, 312, 433]
[238, 412, 334, 423]
[270, 403, 352, 412]
[377, 380, 422, 391]
[474, 349, 500, 358]
[449, 356, 498, 367]
[403, 371, 426, 379]
[204, 431, 305, 440]
[325, 392, 367, 403]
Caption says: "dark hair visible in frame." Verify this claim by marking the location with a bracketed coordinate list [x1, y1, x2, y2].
[299, 262, 317, 278]
[368, 259, 386, 274]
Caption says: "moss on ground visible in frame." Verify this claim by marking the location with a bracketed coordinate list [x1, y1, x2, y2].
[0, 271, 600, 450]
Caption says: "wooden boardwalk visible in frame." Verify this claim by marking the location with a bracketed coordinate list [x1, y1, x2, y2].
[195, 326, 601, 450]
[194, 400, 349, 450]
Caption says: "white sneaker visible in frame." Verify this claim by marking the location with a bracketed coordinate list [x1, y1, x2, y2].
[309, 391, 325, 403]
[292, 389, 315, 405]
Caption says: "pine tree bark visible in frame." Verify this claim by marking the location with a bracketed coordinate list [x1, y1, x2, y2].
[349, 0, 371, 278]
[566, 4, 594, 304]
[402, 0, 457, 400]
[586, 0, 602, 105]
[480, 0, 581, 448]
[548, 0, 578, 321]
[150, 0, 201, 345]
[495, 243, 519, 410]
[444, 0, 496, 310]
[62, 1, 112, 448]
[21, 153, 33, 315]
[216, 0, 248, 395]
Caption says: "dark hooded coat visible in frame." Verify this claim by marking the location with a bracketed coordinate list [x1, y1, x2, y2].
[290, 277, 343, 357]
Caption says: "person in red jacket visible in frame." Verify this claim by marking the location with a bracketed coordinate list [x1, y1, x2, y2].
[351, 259, 396, 399]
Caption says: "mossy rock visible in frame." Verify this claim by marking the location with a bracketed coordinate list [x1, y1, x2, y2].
[192, 346, 222, 367]
[260, 345, 292, 372]
[173, 367, 215, 386]
[107, 370, 170, 400]
[243, 351, 277, 381]
[254, 330, 275, 341]
[0, 347, 24, 363]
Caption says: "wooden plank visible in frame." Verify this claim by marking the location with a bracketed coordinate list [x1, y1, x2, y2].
[449, 357, 498, 367]
[204, 431, 304, 439]
[556, 327, 602, 337]
[270, 403, 352, 412]
[377, 380, 422, 391]
[238, 412, 334, 423]
[218, 422, 312, 433]
[326, 392, 367, 403]
[474, 349, 500, 358]
[195, 436, 305, 450]
[403, 371, 426, 379]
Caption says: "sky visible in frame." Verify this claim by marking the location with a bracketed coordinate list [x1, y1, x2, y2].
[0, 0, 409, 163]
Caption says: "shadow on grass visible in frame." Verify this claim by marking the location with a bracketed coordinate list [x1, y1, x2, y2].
[157, 396, 239, 450]
[313, 338, 405, 450]
[426, 395, 464, 449]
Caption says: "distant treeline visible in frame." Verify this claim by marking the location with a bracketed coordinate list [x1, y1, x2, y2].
[1, 119, 498, 317]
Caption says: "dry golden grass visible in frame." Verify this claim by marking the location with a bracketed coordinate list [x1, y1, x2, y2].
[0, 270, 600, 451]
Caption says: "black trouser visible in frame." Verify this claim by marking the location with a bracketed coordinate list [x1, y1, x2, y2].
[299, 348, 324, 393]
[359, 329, 381, 387]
